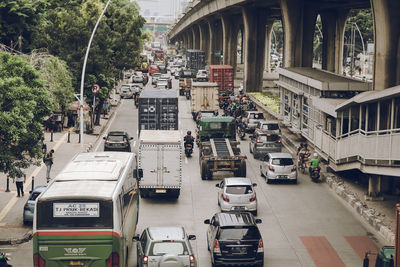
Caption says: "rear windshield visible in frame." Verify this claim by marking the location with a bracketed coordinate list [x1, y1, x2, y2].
[261, 123, 279, 130]
[226, 185, 253, 195]
[150, 241, 188, 256]
[121, 85, 131, 90]
[258, 134, 280, 142]
[29, 191, 43, 201]
[218, 226, 260, 240]
[36, 200, 113, 229]
[108, 135, 125, 142]
[271, 158, 294, 166]
[249, 113, 264, 119]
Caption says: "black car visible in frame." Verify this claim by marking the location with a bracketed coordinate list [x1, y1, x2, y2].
[103, 131, 133, 152]
[204, 212, 264, 267]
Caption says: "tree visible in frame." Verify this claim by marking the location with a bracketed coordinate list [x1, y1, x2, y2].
[0, 52, 53, 178]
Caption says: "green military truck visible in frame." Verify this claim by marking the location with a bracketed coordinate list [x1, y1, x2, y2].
[197, 116, 247, 180]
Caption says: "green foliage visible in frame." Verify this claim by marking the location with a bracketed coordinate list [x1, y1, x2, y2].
[345, 9, 373, 53]
[249, 92, 280, 114]
[0, 52, 53, 177]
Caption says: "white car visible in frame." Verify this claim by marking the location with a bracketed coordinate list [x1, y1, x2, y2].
[133, 71, 143, 83]
[260, 152, 297, 184]
[216, 178, 258, 216]
[196, 69, 208, 81]
[120, 84, 134, 99]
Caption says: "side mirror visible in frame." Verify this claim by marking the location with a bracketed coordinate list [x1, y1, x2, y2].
[132, 234, 140, 241]
[103, 136, 106, 140]
[255, 219, 262, 224]
[133, 169, 143, 179]
[204, 219, 210, 224]
[188, 235, 196, 240]
[130, 137, 134, 140]
[252, 183, 257, 187]
[215, 183, 220, 188]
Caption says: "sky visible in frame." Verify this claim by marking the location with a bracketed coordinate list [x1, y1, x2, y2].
[136, 0, 189, 22]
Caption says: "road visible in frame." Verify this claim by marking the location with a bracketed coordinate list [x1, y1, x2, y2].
[2, 77, 383, 267]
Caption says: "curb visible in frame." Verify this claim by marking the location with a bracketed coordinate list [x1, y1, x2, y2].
[0, 230, 32, 245]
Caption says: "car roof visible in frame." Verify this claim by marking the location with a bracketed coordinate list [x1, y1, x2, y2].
[215, 212, 257, 227]
[259, 120, 279, 124]
[268, 152, 293, 159]
[247, 111, 262, 114]
[32, 185, 47, 193]
[224, 178, 252, 186]
[147, 226, 186, 240]
[108, 131, 128, 136]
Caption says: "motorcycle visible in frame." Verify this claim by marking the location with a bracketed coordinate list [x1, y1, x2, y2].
[297, 156, 308, 174]
[237, 125, 246, 140]
[0, 252, 12, 267]
[184, 143, 193, 157]
[310, 167, 320, 182]
[134, 94, 139, 108]
[185, 90, 190, 100]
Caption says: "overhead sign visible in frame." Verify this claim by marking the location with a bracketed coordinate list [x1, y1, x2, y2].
[92, 84, 100, 93]
[53, 203, 99, 217]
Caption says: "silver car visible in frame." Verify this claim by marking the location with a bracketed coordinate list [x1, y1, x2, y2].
[250, 130, 282, 159]
[216, 178, 258, 216]
[260, 152, 297, 184]
[134, 226, 197, 267]
[23, 185, 47, 224]
[255, 120, 281, 135]
[133, 71, 144, 83]
[242, 111, 265, 133]
[120, 84, 134, 99]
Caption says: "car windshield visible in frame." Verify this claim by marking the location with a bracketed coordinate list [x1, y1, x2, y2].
[150, 241, 187, 256]
[121, 85, 130, 90]
[258, 134, 280, 142]
[218, 226, 260, 240]
[261, 123, 279, 130]
[29, 191, 43, 201]
[249, 113, 264, 119]
[226, 185, 253, 194]
[108, 135, 125, 142]
[271, 158, 294, 166]
[158, 81, 168, 86]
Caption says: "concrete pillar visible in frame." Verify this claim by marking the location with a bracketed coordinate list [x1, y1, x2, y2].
[221, 14, 233, 65]
[366, 175, 383, 200]
[199, 23, 210, 64]
[187, 30, 193, 49]
[320, 9, 349, 73]
[264, 20, 275, 72]
[281, 0, 317, 68]
[192, 25, 200, 50]
[242, 7, 269, 92]
[207, 20, 223, 65]
[207, 20, 214, 65]
[371, 0, 400, 90]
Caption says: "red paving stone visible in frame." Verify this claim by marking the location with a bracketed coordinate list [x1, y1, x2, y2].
[301, 236, 345, 267]
[345, 236, 379, 267]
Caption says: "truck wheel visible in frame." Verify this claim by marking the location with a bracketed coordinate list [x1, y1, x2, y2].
[207, 165, 213, 180]
[201, 161, 207, 180]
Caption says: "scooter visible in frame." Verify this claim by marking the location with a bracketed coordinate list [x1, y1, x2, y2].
[0, 252, 12, 267]
[185, 90, 190, 100]
[310, 167, 320, 182]
[237, 126, 246, 140]
[297, 157, 308, 174]
[184, 143, 193, 157]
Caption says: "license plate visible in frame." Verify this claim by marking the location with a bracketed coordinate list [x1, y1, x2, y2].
[219, 161, 230, 166]
[278, 175, 288, 179]
[233, 247, 247, 254]
[69, 261, 84, 266]
[232, 206, 246, 211]
[155, 189, 167, 193]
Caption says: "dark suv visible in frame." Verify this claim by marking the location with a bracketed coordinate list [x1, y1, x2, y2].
[103, 131, 133, 152]
[204, 212, 264, 267]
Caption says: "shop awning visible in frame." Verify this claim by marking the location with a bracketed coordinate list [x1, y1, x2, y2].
[275, 81, 304, 96]
[336, 85, 400, 111]
[311, 97, 347, 118]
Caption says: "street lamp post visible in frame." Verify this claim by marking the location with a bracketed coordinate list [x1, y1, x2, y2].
[79, 0, 112, 147]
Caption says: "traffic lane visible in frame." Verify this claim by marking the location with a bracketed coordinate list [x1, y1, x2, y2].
[239, 134, 382, 266]
[0, 240, 32, 267]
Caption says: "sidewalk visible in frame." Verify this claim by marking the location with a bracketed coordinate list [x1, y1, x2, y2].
[250, 94, 396, 245]
[0, 99, 120, 245]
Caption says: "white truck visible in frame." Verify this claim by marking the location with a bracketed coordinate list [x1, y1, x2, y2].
[190, 82, 219, 120]
[138, 130, 182, 198]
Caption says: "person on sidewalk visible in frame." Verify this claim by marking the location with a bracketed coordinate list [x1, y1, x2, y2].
[13, 163, 26, 197]
[44, 149, 54, 183]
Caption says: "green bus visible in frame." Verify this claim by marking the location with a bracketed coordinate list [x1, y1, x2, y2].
[33, 152, 142, 267]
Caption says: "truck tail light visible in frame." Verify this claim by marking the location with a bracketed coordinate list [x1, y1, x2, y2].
[106, 252, 119, 267]
[33, 253, 45, 267]
[142, 256, 148, 264]
[268, 165, 275, 172]
[257, 239, 264, 253]
[256, 139, 262, 143]
[250, 193, 256, 202]
[222, 193, 229, 202]
[123, 142, 128, 146]
[214, 240, 221, 254]
[189, 254, 195, 266]
[105, 141, 110, 145]
[291, 166, 297, 172]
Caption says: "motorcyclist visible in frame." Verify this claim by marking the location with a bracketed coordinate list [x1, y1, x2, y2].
[298, 143, 311, 167]
[184, 131, 194, 147]
[309, 153, 321, 175]
[297, 143, 305, 155]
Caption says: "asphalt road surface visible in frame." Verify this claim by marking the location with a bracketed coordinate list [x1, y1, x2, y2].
[1, 77, 384, 267]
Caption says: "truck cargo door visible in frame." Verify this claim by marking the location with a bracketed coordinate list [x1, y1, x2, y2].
[160, 145, 182, 187]
[139, 144, 159, 186]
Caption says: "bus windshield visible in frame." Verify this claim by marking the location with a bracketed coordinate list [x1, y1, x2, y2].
[36, 200, 113, 229]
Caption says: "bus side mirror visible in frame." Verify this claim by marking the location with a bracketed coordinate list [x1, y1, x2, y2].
[133, 235, 140, 241]
[133, 169, 143, 179]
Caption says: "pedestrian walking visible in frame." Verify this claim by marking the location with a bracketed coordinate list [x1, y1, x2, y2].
[44, 149, 54, 183]
[14, 163, 26, 197]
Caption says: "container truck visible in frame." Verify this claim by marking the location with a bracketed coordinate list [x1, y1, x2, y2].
[209, 65, 234, 93]
[186, 49, 206, 70]
[138, 130, 182, 198]
[138, 89, 178, 132]
[190, 82, 219, 120]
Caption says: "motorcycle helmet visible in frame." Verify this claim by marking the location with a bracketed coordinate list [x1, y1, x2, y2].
[187, 131, 191, 135]
[313, 153, 318, 158]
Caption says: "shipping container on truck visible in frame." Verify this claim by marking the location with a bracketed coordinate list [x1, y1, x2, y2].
[138, 130, 182, 198]
[186, 49, 206, 70]
[138, 89, 178, 132]
[209, 65, 234, 93]
[190, 82, 219, 119]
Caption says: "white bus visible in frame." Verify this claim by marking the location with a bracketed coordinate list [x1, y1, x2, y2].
[33, 152, 142, 267]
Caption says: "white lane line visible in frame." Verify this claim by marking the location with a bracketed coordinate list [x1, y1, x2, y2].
[184, 157, 188, 164]
[133, 141, 136, 149]
[0, 131, 68, 222]
[94, 106, 120, 152]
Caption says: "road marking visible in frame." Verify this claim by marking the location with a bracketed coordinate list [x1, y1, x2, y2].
[184, 157, 188, 164]
[345, 236, 378, 266]
[0, 131, 68, 223]
[94, 107, 119, 152]
[300, 236, 345, 267]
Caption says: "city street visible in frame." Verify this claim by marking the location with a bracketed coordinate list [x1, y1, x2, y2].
[1, 78, 385, 267]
